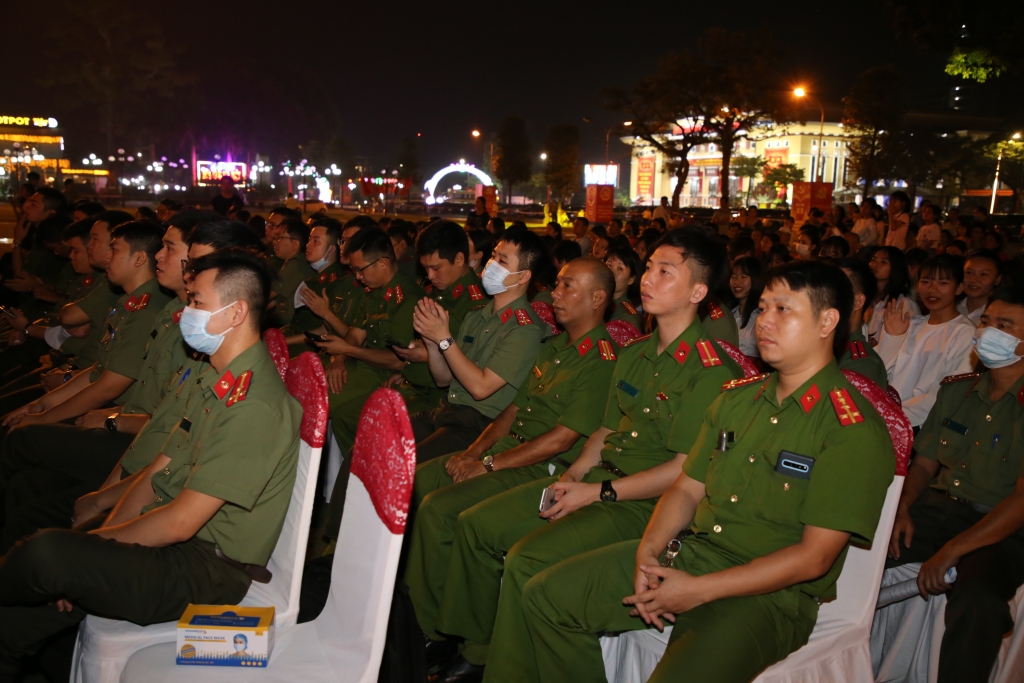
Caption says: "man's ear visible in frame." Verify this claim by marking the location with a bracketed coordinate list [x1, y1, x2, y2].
[853, 292, 867, 314]
[229, 300, 250, 329]
[820, 307, 841, 339]
[689, 283, 709, 306]
[593, 287, 609, 312]
[453, 252, 466, 267]
[133, 251, 148, 269]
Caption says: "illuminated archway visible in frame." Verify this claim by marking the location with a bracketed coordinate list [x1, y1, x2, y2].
[424, 163, 493, 197]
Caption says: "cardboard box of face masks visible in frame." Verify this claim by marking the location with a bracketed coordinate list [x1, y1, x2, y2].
[176, 605, 275, 667]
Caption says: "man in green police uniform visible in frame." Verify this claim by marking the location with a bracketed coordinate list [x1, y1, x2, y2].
[699, 294, 739, 346]
[837, 258, 887, 387]
[0, 250, 301, 678]
[512, 260, 894, 683]
[281, 216, 347, 356]
[1, 221, 169, 428]
[406, 258, 618, 671]
[431, 228, 743, 682]
[263, 206, 301, 272]
[268, 217, 315, 327]
[887, 288, 1024, 683]
[405, 228, 547, 464]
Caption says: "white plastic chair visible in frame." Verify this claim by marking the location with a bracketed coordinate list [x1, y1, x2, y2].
[118, 387, 416, 683]
[70, 348, 328, 683]
[871, 563, 1024, 682]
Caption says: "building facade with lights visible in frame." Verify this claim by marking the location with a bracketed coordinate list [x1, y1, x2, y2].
[0, 115, 67, 188]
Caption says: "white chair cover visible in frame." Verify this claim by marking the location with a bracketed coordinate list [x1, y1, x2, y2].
[870, 563, 1024, 682]
[70, 348, 327, 683]
[118, 387, 416, 683]
[601, 475, 905, 683]
[322, 420, 344, 502]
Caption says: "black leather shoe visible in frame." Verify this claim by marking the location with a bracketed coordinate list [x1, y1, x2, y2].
[424, 635, 458, 670]
[437, 655, 485, 683]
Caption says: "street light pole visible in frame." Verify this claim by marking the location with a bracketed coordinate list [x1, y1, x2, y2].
[990, 149, 1003, 215]
[793, 87, 826, 183]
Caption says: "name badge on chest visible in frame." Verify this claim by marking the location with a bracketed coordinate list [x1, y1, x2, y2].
[616, 379, 639, 398]
[941, 418, 969, 435]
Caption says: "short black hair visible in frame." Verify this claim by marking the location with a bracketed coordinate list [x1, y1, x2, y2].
[188, 249, 275, 332]
[836, 257, 878, 308]
[387, 223, 415, 248]
[989, 284, 1024, 309]
[281, 217, 310, 252]
[189, 219, 264, 251]
[547, 222, 563, 240]
[308, 215, 343, 246]
[820, 235, 850, 257]
[111, 220, 164, 270]
[651, 217, 667, 231]
[919, 253, 965, 285]
[36, 214, 73, 246]
[62, 217, 98, 243]
[34, 187, 69, 216]
[966, 248, 1002, 269]
[650, 227, 728, 291]
[763, 260, 853, 358]
[268, 206, 301, 221]
[166, 210, 222, 243]
[158, 198, 183, 210]
[343, 214, 379, 231]
[467, 229, 494, 263]
[94, 210, 134, 230]
[904, 247, 929, 268]
[417, 220, 469, 263]
[499, 227, 549, 280]
[553, 239, 582, 264]
[345, 226, 395, 262]
[574, 216, 589, 228]
[135, 206, 157, 221]
[74, 200, 105, 217]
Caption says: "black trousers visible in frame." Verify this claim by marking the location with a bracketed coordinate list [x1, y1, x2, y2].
[0, 531, 250, 680]
[889, 490, 1024, 683]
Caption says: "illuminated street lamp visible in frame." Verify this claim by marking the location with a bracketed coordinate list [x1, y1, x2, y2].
[793, 87, 826, 182]
[470, 130, 493, 172]
[991, 132, 1023, 214]
[540, 153, 547, 161]
[471, 130, 481, 138]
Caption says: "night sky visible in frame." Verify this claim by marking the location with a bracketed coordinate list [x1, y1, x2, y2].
[8, 0, 956, 173]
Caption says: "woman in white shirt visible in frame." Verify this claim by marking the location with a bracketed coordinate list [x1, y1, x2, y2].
[865, 246, 920, 344]
[877, 254, 976, 427]
[852, 202, 878, 247]
[729, 256, 761, 358]
[884, 190, 911, 250]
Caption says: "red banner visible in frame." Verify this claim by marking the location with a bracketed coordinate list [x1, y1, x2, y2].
[791, 182, 832, 226]
[586, 185, 615, 223]
[636, 157, 656, 203]
[482, 185, 497, 215]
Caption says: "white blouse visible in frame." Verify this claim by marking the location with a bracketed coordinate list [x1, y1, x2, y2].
[732, 305, 760, 358]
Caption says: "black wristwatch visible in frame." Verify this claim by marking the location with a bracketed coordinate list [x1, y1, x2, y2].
[104, 414, 118, 432]
[600, 479, 618, 502]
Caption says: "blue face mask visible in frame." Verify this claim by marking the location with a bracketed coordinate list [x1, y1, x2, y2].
[180, 302, 237, 354]
[309, 245, 335, 272]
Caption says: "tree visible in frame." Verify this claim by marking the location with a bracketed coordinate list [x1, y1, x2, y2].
[732, 155, 766, 206]
[843, 66, 908, 199]
[493, 116, 532, 204]
[543, 125, 582, 204]
[763, 164, 805, 205]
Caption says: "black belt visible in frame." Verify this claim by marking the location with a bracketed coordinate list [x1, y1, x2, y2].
[943, 490, 994, 514]
[215, 548, 272, 584]
[599, 460, 628, 478]
[507, 431, 573, 471]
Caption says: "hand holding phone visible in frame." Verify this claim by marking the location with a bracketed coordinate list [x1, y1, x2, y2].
[304, 331, 327, 343]
[385, 338, 409, 350]
[539, 487, 558, 513]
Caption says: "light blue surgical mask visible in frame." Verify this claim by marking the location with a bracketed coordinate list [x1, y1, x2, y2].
[180, 302, 237, 354]
[973, 326, 1024, 369]
[309, 246, 335, 272]
[481, 259, 524, 295]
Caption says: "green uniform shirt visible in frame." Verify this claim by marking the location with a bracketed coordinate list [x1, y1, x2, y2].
[119, 298, 189, 416]
[329, 271, 368, 329]
[700, 298, 739, 347]
[90, 278, 172, 404]
[599, 321, 742, 477]
[402, 270, 486, 388]
[270, 256, 316, 327]
[503, 324, 618, 464]
[61, 272, 121, 368]
[915, 372, 1024, 509]
[145, 342, 302, 566]
[354, 269, 425, 353]
[285, 261, 347, 335]
[22, 243, 67, 286]
[530, 288, 554, 305]
[397, 253, 419, 282]
[447, 295, 544, 419]
[683, 361, 895, 600]
[609, 295, 642, 330]
[266, 254, 285, 272]
[838, 328, 887, 388]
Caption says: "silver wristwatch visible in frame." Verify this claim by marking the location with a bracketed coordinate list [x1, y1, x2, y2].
[438, 337, 455, 353]
[481, 454, 494, 472]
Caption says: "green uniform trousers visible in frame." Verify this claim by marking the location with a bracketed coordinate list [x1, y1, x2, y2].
[0, 530, 250, 678]
[515, 539, 817, 683]
[889, 490, 1024, 683]
[405, 450, 561, 641]
[0, 424, 134, 553]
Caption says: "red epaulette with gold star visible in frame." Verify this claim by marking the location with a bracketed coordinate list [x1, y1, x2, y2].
[329, 272, 337, 283]
[673, 340, 691, 364]
[226, 370, 252, 407]
[212, 370, 236, 400]
[707, 300, 724, 320]
[695, 339, 723, 368]
[172, 309, 183, 325]
[621, 301, 637, 315]
[499, 307, 513, 324]
[384, 285, 405, 304]
[847, 340, 868, 359]
[318, 273, 328, 284]
[799, 384, 822, 413]
[452, 283, 464, 299]
[515, 308, 533, 326]
[598, 338, 616, 361]
[83, 275, 94, 287]
[624, 334, 651, 347]
[125, 293, 150, 312]
[829, 387, 864, 426]
[722, 372, 771, 391]
[468, 284, 484, 301]
[940, 372, 981, 385]
[577, 337, 593, 356]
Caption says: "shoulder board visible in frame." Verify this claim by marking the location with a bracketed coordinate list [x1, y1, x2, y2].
[722, 372, 771, 391]
[695, 339, 723, 368]
[829, 387, 865, 426]
[847, 340, 868, 360]
[621, 301, 637, 315]
[597, 338, 617, 361]
[515, 308, 533, 326]
[471, 302, 487, 310]
[124, 293, 150, 312]
[623, 334, 651, 348]
[468, 284, 484, 301]
[225, 370, 252, 407]
[940, 372, 982, 385]
[707, 300, 725, 320]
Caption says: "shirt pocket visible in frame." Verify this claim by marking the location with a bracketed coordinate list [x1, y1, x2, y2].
[751, 450, 809, 527]
[971, 423, 1022, 491]
[936, 424, 971, 471]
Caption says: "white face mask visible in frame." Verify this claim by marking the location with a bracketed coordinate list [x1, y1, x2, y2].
[469, 258, 479, 269]
[973, 326, 1024, 369]
[796, 243, 811, 256]
[179, 302, 237, 355]
[309, 245, 334, 272]
[481, 259, 524, 295]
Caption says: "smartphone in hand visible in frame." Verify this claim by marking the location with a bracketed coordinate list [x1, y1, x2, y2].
[539, 487, 558, 513]
[304, 331, 327, 343]
[385, 338, 409, 350]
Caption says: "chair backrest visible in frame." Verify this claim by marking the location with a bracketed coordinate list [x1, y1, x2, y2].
[605, 319, 642, 347]
[842, 370, 912, 476]
[817, 475, 904, 629]
[715, 338, 759, 378]
[315, 388, 416, 682]
[530, 300, 560, 338]
[263, 328, 290, 380]
[243, 351, 327, 626]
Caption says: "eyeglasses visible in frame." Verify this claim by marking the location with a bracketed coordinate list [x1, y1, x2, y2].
[350, 257, 383, 274]
[273, 235, 298, 243]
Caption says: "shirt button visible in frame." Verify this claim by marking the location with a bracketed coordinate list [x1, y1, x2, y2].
[940, 439, 947, 445]
[748, 455, 755, 462]
[713, 525, 722, 533]
[517, 421, 523, 426]
[616, 447, 622, 452]
[784, 483, 790, 491]
[953, 479, 960, 486]
[654, 372, 659, 377]
[554, 394, 559, 399]
[770, 416, 778, 424]
[451, 393, 456, 398]
[163, 468, 171, 475]
[961, 463, 967, 469]
[643, 407, 650, 413]
[986, 415, 992, 421]
[155, 496, 163, 502]
[730, 495, 738, 502]
[554, 359, 560, 364]
[631, 431, 639, 438]
[525, 406, 531, 412]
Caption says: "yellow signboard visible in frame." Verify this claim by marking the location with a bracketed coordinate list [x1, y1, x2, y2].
[0, 116, 58, 128]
